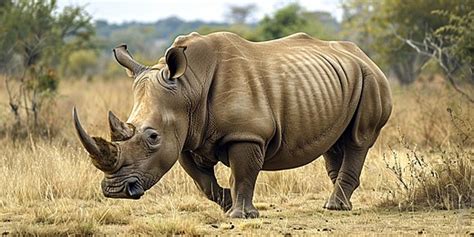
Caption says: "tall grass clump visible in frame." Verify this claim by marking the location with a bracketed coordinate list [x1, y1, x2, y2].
[380, 84, 473, 210]
[382, 135, 471, 209]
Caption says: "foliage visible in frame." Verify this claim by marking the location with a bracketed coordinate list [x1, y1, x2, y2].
[95, 17, 227, 59]
[0, 0, 94, 70]
[197, 3, 339, 42]
[258, 4, 307, 40]
[65, 49, 99, 80]
[393, 7, 474, 102]
[0, 0, 94, 138]
[225, 4, 257, 24]
[257, 4, 339, 41]
[431, 8, 473, 80]
[340, 1, 380, 57]
[341, 0, 469, 84]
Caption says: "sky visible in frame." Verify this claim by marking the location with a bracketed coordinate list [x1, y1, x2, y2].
[56, 0, 343, 24]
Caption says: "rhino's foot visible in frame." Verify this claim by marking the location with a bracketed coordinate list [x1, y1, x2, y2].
[323, 198, 352, 211]
[225, 206, 259, 218]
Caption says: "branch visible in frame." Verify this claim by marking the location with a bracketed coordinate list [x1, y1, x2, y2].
[390, 26, 474, 103]
[443, 71, 474, 103]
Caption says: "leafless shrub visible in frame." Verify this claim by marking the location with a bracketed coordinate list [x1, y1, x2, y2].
[381, 110, 472, 210]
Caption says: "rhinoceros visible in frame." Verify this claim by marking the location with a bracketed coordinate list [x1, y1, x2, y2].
[73, 32, 392, 218]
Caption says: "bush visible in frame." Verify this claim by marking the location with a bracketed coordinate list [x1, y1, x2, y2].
[381, 109, 472, 210]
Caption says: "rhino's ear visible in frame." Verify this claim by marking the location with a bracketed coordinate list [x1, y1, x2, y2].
[113, 44, 147, 78]
[164, 46, 187, 79]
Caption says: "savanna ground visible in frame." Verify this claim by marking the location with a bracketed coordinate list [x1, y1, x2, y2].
[0, 76, 472, 235]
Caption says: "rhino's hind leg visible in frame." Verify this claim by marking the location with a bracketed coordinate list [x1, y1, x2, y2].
[179, 152, 232, 211]
[325, 68, 391, 210]
[324, 143, 369, 211]
[323, 142, 344, 184]
[226, 142, 263, 218]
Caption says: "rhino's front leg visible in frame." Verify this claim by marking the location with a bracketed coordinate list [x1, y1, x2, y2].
[179, 152, 232, 211]
[226, 142, 263, 218]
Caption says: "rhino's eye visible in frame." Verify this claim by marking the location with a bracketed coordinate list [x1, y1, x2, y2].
[149, 133, 158, 140]
[143, 128, 161, 149]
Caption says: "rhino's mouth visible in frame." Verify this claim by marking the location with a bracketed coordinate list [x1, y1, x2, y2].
[102, 177, 145, 199]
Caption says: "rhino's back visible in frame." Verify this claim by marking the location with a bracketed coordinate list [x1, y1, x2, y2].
[203, 32, 367, 169]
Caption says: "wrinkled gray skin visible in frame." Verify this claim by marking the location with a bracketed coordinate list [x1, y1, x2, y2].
[74, 32, 392, 218]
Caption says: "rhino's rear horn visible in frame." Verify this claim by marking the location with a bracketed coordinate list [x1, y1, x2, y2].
[73, 107, 118, 172]
[113, 44, 147, 78]
[108, 111, 134, 141]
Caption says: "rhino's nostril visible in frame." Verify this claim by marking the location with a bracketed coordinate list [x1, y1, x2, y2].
[126, 179, 144, 199]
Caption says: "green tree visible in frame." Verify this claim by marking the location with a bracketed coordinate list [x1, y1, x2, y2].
[258, 4, 307, 40]
[341, 0, 469, 84]
[225, 4, 257, 24]
[66, 49, 99, 80]
[302, 11, 339, 40]
[397, 8, 474, 102]
[340, 1, 380, 57]
[257, 4, 339, 41]
[431, 8, 473, 82]
[0, 0, 94, 137]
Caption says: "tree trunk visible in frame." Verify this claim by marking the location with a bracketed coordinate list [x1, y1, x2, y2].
[392, 54, 426, 84]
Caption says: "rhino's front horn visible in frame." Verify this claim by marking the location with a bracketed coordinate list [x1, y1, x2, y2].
[108, 111, 134, 141]
[113, 44, 147, 78]
[73, 107, 119, 172]
[73, 107, 101, 158]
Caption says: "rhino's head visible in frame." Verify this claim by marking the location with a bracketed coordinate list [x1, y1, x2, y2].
[73, 44, 190, 199]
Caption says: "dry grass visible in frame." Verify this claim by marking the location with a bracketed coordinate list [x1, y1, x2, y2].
[0, 77, 472, 235]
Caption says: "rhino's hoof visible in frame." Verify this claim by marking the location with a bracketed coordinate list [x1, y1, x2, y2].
[244, 209, 259, 219]
[323, 199, 352, 211]
[226, 207, 259, 218]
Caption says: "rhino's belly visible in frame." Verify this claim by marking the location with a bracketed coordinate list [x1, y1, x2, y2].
[262, 132, 343, 171]
[262, 149, 323, 171]
[261, 111, 349, 171]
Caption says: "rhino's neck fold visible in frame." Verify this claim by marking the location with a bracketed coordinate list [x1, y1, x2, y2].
[179, 40, 217, 152]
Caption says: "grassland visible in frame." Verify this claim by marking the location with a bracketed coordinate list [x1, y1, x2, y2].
[0, 77, 472, 235]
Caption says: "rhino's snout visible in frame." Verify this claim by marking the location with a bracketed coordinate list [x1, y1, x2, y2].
[102, 177, 144, 199]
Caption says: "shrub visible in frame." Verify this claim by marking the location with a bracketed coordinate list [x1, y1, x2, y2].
[381, 108, 472, 210]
